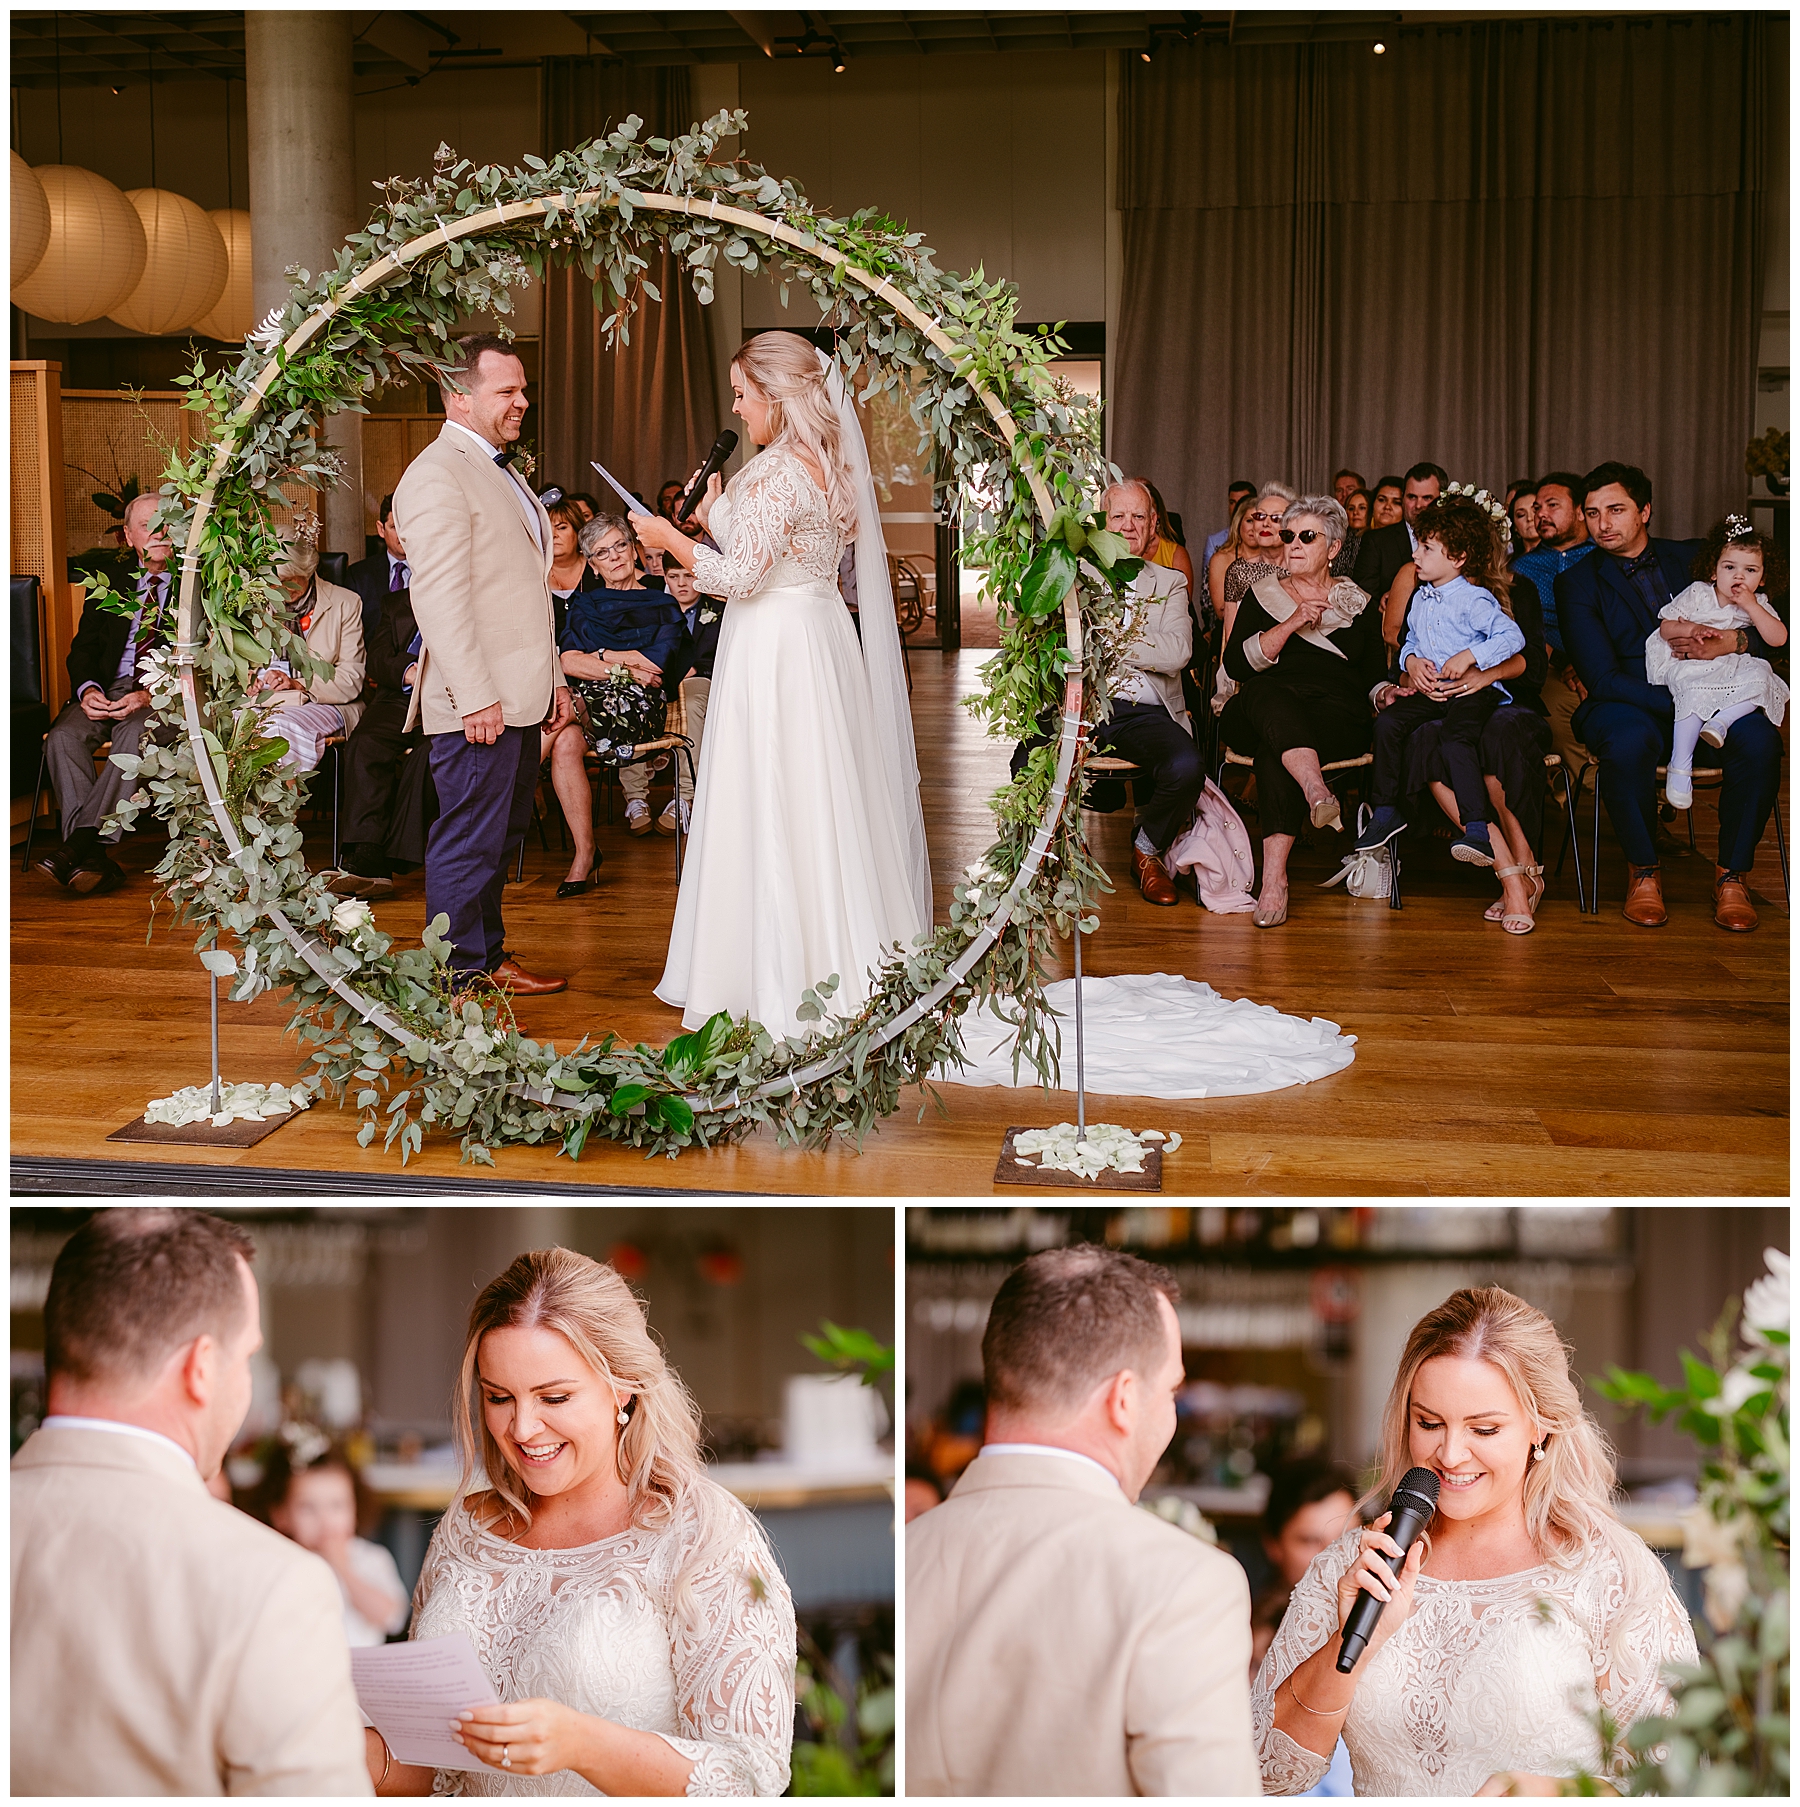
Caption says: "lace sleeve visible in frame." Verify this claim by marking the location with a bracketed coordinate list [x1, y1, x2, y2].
[1251, 1528, 1356, 1795]
[657, 1501, 797, 1797]
[690, 458, 804, 601]
[1594, 1544, 1699, 1777]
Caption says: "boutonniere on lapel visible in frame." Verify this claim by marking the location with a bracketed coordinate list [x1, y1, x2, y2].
[699, 607, 718, 625]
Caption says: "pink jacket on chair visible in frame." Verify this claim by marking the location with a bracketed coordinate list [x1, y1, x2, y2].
[1166, 778, 1257, 912]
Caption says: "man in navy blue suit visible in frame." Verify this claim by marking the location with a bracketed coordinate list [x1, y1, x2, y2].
[1558, 462, 1782, 931]
[344, 493, 409, 643]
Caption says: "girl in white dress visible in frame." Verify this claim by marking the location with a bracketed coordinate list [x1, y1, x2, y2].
[363, 1248, 795, 1796]
[1252, 1285, 1695, 1797]
[1647, 517, 1788, 809]
[633, 333, 930, 1040]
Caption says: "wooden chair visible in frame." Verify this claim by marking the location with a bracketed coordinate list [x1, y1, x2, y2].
[546, 690, 700, 882]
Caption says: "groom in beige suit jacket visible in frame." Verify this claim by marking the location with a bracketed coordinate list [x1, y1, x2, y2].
[907, 1247, 1259, 1796]
[12, 1210, 369, 1796]
[392, 332, 571, 993]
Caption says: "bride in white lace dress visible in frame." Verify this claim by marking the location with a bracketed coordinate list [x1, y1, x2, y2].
[365, 1249, 794, 1798]
[633, 333, 930, 1040]
[1252, 1285, 1694, 1797]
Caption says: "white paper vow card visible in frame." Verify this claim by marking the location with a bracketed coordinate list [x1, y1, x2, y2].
[351, 1634, 499, 1772]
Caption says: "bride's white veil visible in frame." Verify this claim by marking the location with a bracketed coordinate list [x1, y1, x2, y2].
[818, 347, 934, 929]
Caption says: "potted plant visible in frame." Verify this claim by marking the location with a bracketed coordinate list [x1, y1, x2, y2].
[1744, 429, 1789, 498]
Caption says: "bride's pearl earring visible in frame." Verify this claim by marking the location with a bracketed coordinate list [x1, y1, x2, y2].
[617, 1404, 631, 1426]
[1532, 1442, 1546, 1461]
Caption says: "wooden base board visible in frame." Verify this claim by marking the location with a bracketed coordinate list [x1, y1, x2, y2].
[107, 1109, 301, 1149]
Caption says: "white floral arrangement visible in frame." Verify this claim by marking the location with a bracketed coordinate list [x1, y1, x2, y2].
[1443, 480, 1513, 551]
[144, 1079, 314, 1128]
[1010, 1121, 1182, 1179]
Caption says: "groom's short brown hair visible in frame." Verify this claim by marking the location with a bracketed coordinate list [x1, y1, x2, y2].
[982, 1245, 1179, 1416]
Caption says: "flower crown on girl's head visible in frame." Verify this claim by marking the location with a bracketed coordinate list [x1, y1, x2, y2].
[1443, 481, 1513, 551]
[1725, 513, 1756, 542]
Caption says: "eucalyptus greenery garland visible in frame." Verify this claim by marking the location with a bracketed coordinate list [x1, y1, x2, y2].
[94, 109, 1144, 1165]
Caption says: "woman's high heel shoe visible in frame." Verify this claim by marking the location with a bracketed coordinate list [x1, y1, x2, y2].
[1309, 792, 1342, 832]
[556, 852, 603, 900]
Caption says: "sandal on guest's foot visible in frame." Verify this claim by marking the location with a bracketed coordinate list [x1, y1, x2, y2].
[1308, 792, 1343, 832]
[1490, 862, 1538, 935]
[1485, 863, 1545, 923]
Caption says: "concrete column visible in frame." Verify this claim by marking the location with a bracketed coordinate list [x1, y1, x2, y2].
[245, 12, 364, 559]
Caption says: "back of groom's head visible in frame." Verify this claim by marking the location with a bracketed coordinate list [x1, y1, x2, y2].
[45, 1209, 255, 1387]
[983, 1245, 1179, 1418]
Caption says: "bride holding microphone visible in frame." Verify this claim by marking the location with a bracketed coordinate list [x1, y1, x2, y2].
[1253, 1286, 1695, 1796]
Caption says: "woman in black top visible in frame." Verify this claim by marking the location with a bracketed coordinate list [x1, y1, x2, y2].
[1395, 573, 1548, 931]
[1219, 495, 1387, 925]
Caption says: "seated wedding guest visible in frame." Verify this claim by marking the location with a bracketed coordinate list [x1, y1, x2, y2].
[565, 490, 599, 524]
[1203, 478, 1259, 568]
[534, 492, 603, 897]
[1369, 476, 1405, 529]
[1331, 469, 1366, 508]
[365, 1246, 795, 1795]
[12, 1209, 368, 1795]
[1091, 480, 1204, 907]
[265, 1433, 409, 1648]
[1252, 1285, 1695, 1796]
[1343, 488, 1371, 535]
[1224, 482, 1297, 637]
[656, 477, 685, 522]
[37, 492, 173, 897]
[334, 523, 421, 886]
[1395, 571, 1545, 934]
[1507, 478, 1541, 554]
[657, 562, 724, 837]
[1561, 462, 1781, 931]
[345, 493, 409, 641]
[908, 1247, 1258, 1797]
[1357, 496, 1526, 868]
[565, 514, 685, 839]
[1207, 493, 1259, 649]
[1516, 470, 1597, 775]
[252, 519, 367, 773]
[1143, 479, 1197, 595]
[1353, 460, 1445, 610]
[1218, 495, 1385, 927]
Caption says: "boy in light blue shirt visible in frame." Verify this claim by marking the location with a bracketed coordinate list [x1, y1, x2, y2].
[1357, 499, 1526, 866]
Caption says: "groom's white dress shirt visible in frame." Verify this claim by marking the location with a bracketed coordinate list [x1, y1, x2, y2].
[12, 1421, 369, 1795]
[907, 1446, 1259, 1796]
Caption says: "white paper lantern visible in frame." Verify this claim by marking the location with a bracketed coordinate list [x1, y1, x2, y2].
[193, 207, 253, 342]
[110, 188, 229, 336]
[11, 165, 147, 323]
[11, 152, 50, 287]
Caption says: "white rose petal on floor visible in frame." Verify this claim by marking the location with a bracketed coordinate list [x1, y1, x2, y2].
[143, 1081, 314, 1129]
[943, 973, 1357, 1099]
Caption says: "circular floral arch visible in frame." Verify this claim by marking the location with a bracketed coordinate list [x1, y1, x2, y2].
[113, 110, 1142, 1164]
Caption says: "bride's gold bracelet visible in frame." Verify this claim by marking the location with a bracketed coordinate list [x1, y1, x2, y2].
[374, 1730, 393, 1789]
[1289, 1672, 1350, 1718]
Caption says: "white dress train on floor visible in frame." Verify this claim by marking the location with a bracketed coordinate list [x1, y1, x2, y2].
[944, 971, 1357, 1098]
[655, 445, 927, 1039]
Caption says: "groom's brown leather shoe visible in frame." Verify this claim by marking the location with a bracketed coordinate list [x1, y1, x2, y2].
[1622, 866, 1667, 927]
[1713, 866, 1758, 932]
[1132, 847, 1179, 906]
[490, 957, 568, 995]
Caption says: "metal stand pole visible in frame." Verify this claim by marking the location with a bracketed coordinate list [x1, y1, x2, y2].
[208, 970, 224, 1115]
[1072, 913, 1086, 1139]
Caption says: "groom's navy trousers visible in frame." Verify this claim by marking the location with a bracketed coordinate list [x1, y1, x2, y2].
[426, 724, 540, 975]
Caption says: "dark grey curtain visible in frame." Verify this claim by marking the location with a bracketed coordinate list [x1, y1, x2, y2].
[1113, 15, 1770, 542]
[538, 61, 720, 502]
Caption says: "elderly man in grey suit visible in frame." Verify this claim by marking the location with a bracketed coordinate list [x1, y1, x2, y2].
[907, 1246, 1259, 1797]
[393, 332, 573, 998]
[1094, 480, 1204, 907]
[11, 1209, 370, 1795]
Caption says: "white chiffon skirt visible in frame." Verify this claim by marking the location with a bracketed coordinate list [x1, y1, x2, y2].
[944, 972, 1357, 1098]
[656, 578, 926, 1039]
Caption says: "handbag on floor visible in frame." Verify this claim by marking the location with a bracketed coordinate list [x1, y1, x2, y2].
[1319, 804, 1392, 901]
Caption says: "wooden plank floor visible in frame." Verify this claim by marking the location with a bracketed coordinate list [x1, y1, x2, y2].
[11, 652, 1788, 1196]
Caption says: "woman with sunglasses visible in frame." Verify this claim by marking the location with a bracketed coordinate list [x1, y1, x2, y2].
[1218, 495, 1386, 925]
[1221, 483, 1297, 645]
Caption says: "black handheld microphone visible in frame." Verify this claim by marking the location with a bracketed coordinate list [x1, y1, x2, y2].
[676, 430, 739, 522]
[1336, 1466, 1439, 1673]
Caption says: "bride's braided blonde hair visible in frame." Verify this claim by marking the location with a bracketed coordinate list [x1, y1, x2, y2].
[731, 332, 858, 538]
